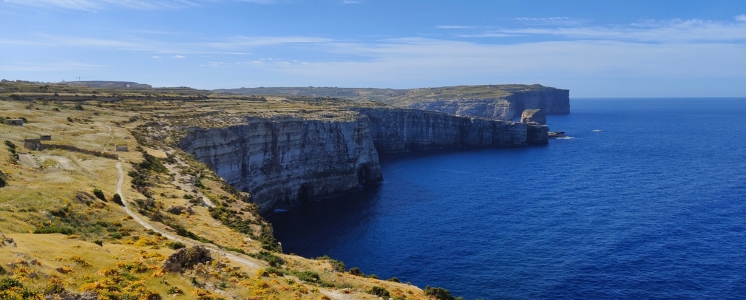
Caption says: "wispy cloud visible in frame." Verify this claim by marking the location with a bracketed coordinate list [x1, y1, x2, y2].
[203, 36, 332, 49]
[342, 0, 360, 4]
[3, 0, 272, 11]
[436, 25, 473, 29]
[0, 61, 101, 72]
[469, 18, 746, 42]
[171, 55, 187, 59]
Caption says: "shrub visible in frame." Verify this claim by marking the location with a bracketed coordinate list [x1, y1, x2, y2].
[367, 274, 379, 279]
[93, 240, 103, 246]
[67, 116, 73, 122]
[424, 286, 462, 300]
[250, 251, 284, 268]
[33, 227, 74, 235]
[291, 270, 320, 283]
[166, 241, 186, 250]
[367, 286, 390, 298]
[74, 104, 84, 110]
[0, 278, 23, 290]
[93, 188, 106, 201]
[349, 267, 363, 276]
[111, 193, 123, 206]
[0, 176, 6, 188]
[387, 277, 401, 283]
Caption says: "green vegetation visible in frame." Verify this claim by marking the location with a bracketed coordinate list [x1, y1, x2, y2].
[424, 286, 463, 300]
[368, 286, 391, 298]
[92, 188, 106, 201]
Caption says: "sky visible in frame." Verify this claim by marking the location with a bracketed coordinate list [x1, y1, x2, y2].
[1, 0, 745, 97]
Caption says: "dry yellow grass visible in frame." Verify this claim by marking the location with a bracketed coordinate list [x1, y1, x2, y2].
[0, 82, 432, 299]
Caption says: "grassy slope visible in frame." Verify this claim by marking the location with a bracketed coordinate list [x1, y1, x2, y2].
[0, 81, 437, 300]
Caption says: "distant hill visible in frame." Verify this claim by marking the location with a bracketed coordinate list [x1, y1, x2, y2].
[66, 81, 152, 89]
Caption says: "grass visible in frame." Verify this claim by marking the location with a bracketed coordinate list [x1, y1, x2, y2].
[0, 82, 435, 299]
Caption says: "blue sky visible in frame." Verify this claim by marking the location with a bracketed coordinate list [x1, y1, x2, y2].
[1, 0, 745, 97]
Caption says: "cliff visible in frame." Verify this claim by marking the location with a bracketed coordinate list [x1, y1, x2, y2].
[354, 108, 543, 153]
[177, 107, 548, 214]
[178, 115, 383, 214]
[217, 84, 571, 121]
[399, 85, 570, 121]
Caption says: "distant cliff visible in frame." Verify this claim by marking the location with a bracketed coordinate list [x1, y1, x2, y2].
[355, 108, 547, 153]
[178, 116, 383, 214]
[216, 84, 570, 121]
[178, 108, 546, 214]
[400, 85, 570, 121]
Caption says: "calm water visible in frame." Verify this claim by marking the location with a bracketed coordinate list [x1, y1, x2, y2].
[271, 98, 746, 299]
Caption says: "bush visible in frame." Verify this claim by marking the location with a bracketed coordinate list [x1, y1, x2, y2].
[291, 270, 320, 283]
[111, 193, 123, 206]
[166, 241, 186, 250]
[387, 277, 400, 283]
[74, 104, 84, 110]
[33, 227, 73, 235]
[93, 188, 106, 201]
[349, 267, 363, 276]
[67, 116, 73, 122]
[367, 274, 379, 279]
[367, 286, 390, 298]
[93, 240, 103, 246]
[0, 278, 22, 290]
[250, 251, 284, 268]
[424, 286, 462, 300]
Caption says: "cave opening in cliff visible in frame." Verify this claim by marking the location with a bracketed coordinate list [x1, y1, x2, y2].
[358, 165, 371, 186]
[297, 185, 312, 203]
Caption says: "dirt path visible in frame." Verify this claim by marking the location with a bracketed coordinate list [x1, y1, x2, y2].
[115, 160, 260, 269]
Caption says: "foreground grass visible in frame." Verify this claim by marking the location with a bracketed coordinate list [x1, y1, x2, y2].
[0, 82, 439, 299]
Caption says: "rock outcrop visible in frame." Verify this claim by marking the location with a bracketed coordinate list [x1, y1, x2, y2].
[520, 109, 546, 124]
[403, 86, 569, 121]
[354, 108, 534, 153]
[178, 115, 383, 214]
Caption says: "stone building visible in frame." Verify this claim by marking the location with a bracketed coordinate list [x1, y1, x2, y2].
[40, 135, 52, 141]
[115, 145, 129, 152]
[5, 119, 23, 126]
[24, 139, 42, 151]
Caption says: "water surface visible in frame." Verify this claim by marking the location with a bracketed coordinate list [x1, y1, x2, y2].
[272, 98, 746, 299]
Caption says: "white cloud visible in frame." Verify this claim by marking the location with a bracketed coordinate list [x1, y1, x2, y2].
[436, 25, 473, 29]
[486, 18, 746, 42]
[152, 56, 161, 59]
[203, 36, 332, 49]
[172, 55, 187, 59]
[736, 15, 746, 22]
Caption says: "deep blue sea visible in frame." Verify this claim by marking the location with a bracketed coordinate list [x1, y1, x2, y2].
[271, 98, 746, 299]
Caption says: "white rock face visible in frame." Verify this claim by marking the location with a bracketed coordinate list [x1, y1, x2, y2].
[354, 108, 530, 153]
[178, 115, 382, 214]
[401, 88, 569, 121]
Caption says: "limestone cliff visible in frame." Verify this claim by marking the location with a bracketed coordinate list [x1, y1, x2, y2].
[400, 86, 570, 121]
[178, 115, 383, 215]
[354, 108, 545, 153]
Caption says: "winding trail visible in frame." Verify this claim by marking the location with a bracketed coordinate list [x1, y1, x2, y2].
[115, 160, 261, 269]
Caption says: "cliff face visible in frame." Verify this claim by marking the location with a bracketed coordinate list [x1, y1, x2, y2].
[178, 108, 549, 214]
[399, 87, 569, 121]
[178, 116, 382, 214]
[354, 108, 541, 153]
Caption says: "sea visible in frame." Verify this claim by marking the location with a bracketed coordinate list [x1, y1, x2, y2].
[271, 98, 746, 299]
